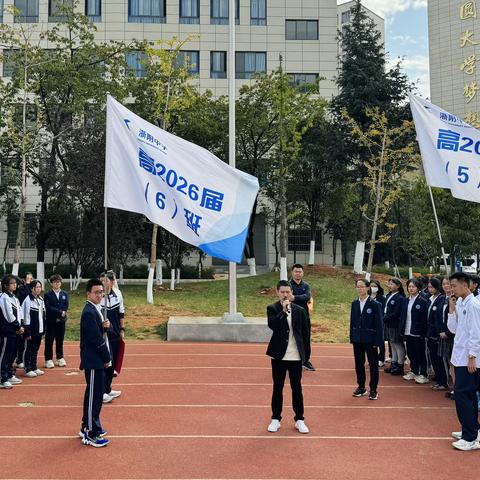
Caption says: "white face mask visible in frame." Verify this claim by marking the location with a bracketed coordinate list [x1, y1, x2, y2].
[371, 286, 378, 294]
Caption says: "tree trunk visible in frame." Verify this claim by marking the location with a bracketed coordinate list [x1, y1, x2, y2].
[332, 238, 337, 266]
[279, 173, 288, 280]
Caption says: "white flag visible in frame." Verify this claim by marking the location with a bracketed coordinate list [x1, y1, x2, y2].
[104, 96, 259, 263]
[410, 94, 480, 202]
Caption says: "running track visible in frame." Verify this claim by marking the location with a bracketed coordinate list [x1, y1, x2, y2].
[0, 342, 477, 480]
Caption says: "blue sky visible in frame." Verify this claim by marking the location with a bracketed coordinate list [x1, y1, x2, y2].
[361, 0, 429, 97]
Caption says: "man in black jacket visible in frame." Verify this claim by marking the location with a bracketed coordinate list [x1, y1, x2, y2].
[266, 280, 310, 434]
[79, 279, 111, 448]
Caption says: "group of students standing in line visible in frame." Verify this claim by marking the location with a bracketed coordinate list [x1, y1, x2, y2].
[350, 272, 480, 451]
[0, 273, 69, 388]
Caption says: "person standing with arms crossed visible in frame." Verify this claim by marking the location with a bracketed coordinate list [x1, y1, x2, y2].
[79, 279, 111, 448]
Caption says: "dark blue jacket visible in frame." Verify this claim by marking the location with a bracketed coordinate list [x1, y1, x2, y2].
[289, 279, 311, 317]
[383, 292, 405, 328]
[426, 294, 446, 339]
[349, 297, 384, 346]
[371, 294, 386, 311]
[399, 295, 428, 337]
[79, 302, 111, 370]
[44, 290, 69, 323]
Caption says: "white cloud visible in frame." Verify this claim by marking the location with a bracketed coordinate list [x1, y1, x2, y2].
[388, 54, 430, 98]
[360, 0, 427, 19]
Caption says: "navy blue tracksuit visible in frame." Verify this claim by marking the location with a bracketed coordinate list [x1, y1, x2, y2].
[44, 289, 69, 361]
[80, 301, 111, 436]
[22, 296, 46, 373]
[290, 279, 311, 363]
[350, 297, 384, 391]
[0, 292, 23, 383]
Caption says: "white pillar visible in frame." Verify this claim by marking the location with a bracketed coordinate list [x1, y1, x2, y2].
[36, 261, 45, 285]
[280, 257, 288, 281]
[353, 241, 365, 274]
[170, 269, 175, 290]
[308, 240, 315, 265]
[156, 259, 163, 285]
[146, 266, 155, 304]
[12, 263, 19, 276]
[247, 257, 257, 276]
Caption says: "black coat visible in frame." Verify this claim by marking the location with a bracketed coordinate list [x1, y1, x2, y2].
[289, 279, 311, 318]
[44, 290, 69, 323]
[399, 295, 428, 337]
[266, 301, 310, 363]
[426, 294, 446, 339]
[79, 302, 111, 370]
[349, 297, 384, 346]
[383, 293, 405, 328]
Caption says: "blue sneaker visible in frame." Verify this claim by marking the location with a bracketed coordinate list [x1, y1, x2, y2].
[82, 434, 109, 448]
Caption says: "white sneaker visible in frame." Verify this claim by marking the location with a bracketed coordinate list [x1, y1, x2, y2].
[108, 390, 121, 399]
[452, 431, 480, 441]
[414, 375, 430, 384]
[16, 363, 24, 369]
[34, 369, 45, 376]
[402, 371, 416, 381]
[385, 357, 392, 363]
[452, 439, 480, 451]
[45, 360, 55, 369]
[103, 393, 113, 404]
[267, 419, 281, 432]
[8, 376, 22, 384]
[56, 358, 67, 367]
[295, 420, 309, 434]
[25, 371, 37, 378]
[0, 381, 13, 389]
[378, 361, 385, 367]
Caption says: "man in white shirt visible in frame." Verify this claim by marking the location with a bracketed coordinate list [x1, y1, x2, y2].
[447, 272, 480, 451]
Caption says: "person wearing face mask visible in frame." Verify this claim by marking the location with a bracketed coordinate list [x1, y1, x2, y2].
[369, 280, 387, 366]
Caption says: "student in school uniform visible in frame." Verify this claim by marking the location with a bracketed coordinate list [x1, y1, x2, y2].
[420, 276, 431, 300]
[447, 272, 480, 451]
[0, 275, 24, 389]
[426, 277, 449, 391]
[469, 276, 480, 297]
[369, 280, 387, 366]
[383, 278, 406, 376]
[440, 277, 455, 398]
[350, 278, 384, 400]
[79, 279, 111, 448]
[22, 280, 46, 378]
[266, 280, 310, 434]
[400, 278, 429, 384]
[14, 272, 33, 369]
[44, 274, 69, 368]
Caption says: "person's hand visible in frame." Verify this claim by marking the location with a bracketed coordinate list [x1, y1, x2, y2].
[440, 332, 448, 340]
[103, 319, 110, 330]
[282, 299, 291, 314]
[25, 336, 31, 341]
[17, 327, 24, 335]
[120, 329, 125, 340]
[104, 362, 110, 368]
[468, 357, 477, 373]
[287, 292, 295, 302]
[61, 311, 66, 317]
[449, 296, 457, 314]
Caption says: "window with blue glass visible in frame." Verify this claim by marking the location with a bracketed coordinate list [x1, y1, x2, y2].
[14, 0, 39, 23]
[175, 51, 200, 76]
[126, 51, 148, 78]
[129, 0, 166, 24]
[85, 0, 101, 22]
[211, 0, 239, 25]
[285, 20, 318, 40]
[236, 52, 266, 79]
[180, 0, 199, 24]
[49, 0, 73, 21]
[250, 0, 266, 25]
[210, 51, 227, 78]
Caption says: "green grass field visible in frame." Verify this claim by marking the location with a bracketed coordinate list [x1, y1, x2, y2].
[64, 267, 361, 343]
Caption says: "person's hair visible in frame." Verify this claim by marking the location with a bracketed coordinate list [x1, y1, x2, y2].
[470, 275, 480, 287]
[49, 274, 63, 283]
[24, 272, 33, 280]
[355, 278, 370, 287]
[277, 280, 291, 290]
[420, 275, 430, 288]
[406, 277, 423, 292]
[428, 277, 444, 294]
[100, 271, 115, 282]
[369, 280, 384, 297]
[388, 277, 406, 297]
[1, 274, 17, 293]
[86, 278, 103, 293]
[28, 280, 42, 298]
[291, 264, 304, 271]
[449, 271, 471, 285]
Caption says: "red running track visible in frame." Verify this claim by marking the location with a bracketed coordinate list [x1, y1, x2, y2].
[0, 342, 477, 480]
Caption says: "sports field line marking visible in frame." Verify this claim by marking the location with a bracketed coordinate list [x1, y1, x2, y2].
[0, 434, 452, 440]
[44, 366, 352, 371]
[61, 342, 351, 348]
[57, 353, 353, 358]
[2, 404, 453, 410]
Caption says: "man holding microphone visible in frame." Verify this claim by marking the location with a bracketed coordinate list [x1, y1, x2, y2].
[266, 280, 310, 434]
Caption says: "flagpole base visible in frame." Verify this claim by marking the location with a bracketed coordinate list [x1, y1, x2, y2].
[222, 312, 246, 323]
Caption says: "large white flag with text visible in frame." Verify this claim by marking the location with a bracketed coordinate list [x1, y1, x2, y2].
[410, 94, 480, 202]
[104, 96, 259, 263]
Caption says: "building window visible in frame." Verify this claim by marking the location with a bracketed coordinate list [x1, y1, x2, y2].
[288, 229, 323, 252]
[211, 0, 239, 25]
[14, 104, 37, 129]
[14, 0, 39, 23]
[128, 0, 166, 24]
[2, 50, 18, 78]
[180, 0, 199, 24]
[85, 0, 101, 22]
[7, 213, 38, 249]
[285, 20, 319, 40]
[288, 73, 319, 92]
[175, 51, 200, 75]
[236, 52, 266, 79]
[49, 0, 73, 22]
[341, 10, 351, 24]
[126, 51, 148, 78]
[210, 51, 227, 78]
[251, 0, 266, 25]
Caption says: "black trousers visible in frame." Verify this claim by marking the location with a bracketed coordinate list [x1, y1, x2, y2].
[405, 335, 427, 376]
[454, 367, 480, 442]
[378, 341, 392, 363]
[427, 339, 449, 387]
[304, 315, 311, 363]
[24, 335, 43, 373]
[353, 342, 379, 391]
[44, 320, 66, 361]
[0, 337, 17, 383]
[16, 335, 26, 364]
[82, 368, 106, 436]
[271, 359, 304, 421]
[105, 337, 120, 395]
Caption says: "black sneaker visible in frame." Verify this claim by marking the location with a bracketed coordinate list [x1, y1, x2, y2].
[352, 387, 367, 397]
[369, 390, 378, 400]
[303, 361, 315, 371]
